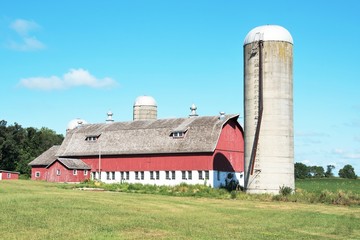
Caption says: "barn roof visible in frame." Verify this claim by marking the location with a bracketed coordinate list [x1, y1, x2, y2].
[46, 158, 91, 170]
[57, 114, 240, 157]
[0, 170, 20, 174]
[28, 145, 60, 166]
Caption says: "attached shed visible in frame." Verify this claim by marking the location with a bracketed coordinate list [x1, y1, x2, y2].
[0, 170, 20, 180]
[29, 146, 91, 183]
[45, 158, 91, 183]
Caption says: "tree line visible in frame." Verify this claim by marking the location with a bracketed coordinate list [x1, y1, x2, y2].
[295, 162, 357, 179]
[0, 120, 64, 177]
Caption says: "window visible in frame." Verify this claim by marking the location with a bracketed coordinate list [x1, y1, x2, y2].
[217, 171, 220, 181]
[205, 171, 209, 180]
[170, 131, 186, 138]
[106, 172, 110, 180]
[135, 171, 139, 180]
[84, 170, 88, 176]
[188, 171, 192, 180]
[156, 171, 160, 180]
[73, 170, 77, 176]
[56, 169, 61, 176]
[85, 135, 99, 142]
[111, 172, 115, 180]
[35, 171, 40, 178]
[120, 171, 124, 180]
[172, 171, 176, 180]
[150, 171, 154, 180]
[198, 170, 203, 180]
[166, 171, 170, 180]
[7, 173, 11, 178]
[182, 171, 186, 180]
[125, 171, 129, 180]
[141, 171, 144, 180]
[92, 172, 96, 180]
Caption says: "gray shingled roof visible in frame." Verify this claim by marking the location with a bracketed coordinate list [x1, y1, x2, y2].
[28, 145, 60, 166]
[57, 114, 240, 157]
[46, 158, 90, 170]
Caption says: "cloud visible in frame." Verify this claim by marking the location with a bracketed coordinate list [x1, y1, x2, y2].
[7, 19, 45, 51]
[18, 68, 118, 90]
[10, 19, 40, 36]
[8, 36, 45, 51]
[332, 148, 360, 160]
[296, 131, 329, 137]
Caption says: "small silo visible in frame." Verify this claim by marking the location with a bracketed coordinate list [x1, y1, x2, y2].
[133, 95, 157, 121]
[243, 25, 294, 194]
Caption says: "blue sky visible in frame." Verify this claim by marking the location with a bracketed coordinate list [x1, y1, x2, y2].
[1, 0, 359, 175]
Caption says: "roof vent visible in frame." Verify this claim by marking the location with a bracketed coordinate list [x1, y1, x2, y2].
[219, 112, 226, 120]
[106, 111, 114, 123]
[189, 104, 198, 118]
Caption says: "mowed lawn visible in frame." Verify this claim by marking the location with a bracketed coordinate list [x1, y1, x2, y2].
[0, 180, 359, 239]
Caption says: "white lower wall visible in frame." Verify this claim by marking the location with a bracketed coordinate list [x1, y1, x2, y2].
[93, 170, 244, 188]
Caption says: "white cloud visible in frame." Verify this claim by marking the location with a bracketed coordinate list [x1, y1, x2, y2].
[10, 19, 40, 36]
[18, 68, 118, 90]
[8, 19, 45, 51]
[8, 36, 45, 51]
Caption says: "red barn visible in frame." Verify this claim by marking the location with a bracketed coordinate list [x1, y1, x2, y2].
[0, 170, 20, 180]
[30, 114, 244, 187]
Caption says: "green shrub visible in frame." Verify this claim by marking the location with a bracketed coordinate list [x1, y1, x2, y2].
[279, 186, 293, 196]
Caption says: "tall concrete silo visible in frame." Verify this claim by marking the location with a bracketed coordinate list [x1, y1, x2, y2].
[244, 25, 294, 194]
[133, 95, 157, 121]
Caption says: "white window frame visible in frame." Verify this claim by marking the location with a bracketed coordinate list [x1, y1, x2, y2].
[182, 171, 186, 180]
[126, 171, 129, 180]
[84, 170, 88, 176]
[171, 171, 175, 180]
[35, 171, 40, 178]
[150, 171, 154, 180]
[188, 171, 192, 180]
[57, 169, 61, 176]
[156, 171, 160, 180]
[205, 170, 209, 180]
[111, 172, 115, 180]
[135, 171, 139, 180]
[141, 171, 144, 180]
[106, 172, 110, 180]
[73, 169, 77, 176]
[7, 173, 11, 178]
[166, 171, 170, 180]
[198, 170, 203, 180]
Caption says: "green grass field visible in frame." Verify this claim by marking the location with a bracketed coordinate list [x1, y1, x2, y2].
[0, 180, 359, 239]
[296, 178, 360, 194]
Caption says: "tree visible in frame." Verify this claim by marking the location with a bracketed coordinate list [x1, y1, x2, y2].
[309, 165, 325, 178]
[325, 165, 335, 177]
[338, 164, 357, 179]
[0, 120, 64, 176]
[294, 162, 310, 179]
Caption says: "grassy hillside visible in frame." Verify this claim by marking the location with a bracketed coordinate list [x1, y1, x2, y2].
[0, 180, 359, 239]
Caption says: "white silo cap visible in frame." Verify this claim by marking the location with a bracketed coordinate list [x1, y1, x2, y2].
[67, 118, 88, 130]
[243, 25, 293, 45]
[134, 95, 157, 106]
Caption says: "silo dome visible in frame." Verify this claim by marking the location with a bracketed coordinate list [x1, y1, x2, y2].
[134, 95, 157, 107]
[243, 25, 293, 45]
[133, 95, 157, 121]
[66, 118, 88, 131]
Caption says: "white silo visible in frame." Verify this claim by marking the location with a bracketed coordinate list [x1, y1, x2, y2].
[133, 95, 157, 121]
[243, 25, 294, 194]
